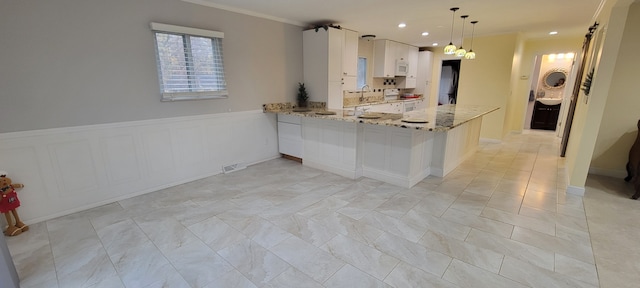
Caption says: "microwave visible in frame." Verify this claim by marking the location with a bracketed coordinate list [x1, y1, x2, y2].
[395, 60, 409, 76]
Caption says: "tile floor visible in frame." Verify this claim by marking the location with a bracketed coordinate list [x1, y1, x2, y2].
[6, 130, 640, 288]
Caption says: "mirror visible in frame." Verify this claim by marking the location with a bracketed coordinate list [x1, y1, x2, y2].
[542, 69, 567, 89]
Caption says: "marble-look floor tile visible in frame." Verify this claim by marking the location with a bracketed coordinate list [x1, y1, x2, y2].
[201, 270, 257, 288]
[480, 206, 555, 236]
[373, 232, 451, 277]
[419, 230, 503, 273]
[449, 192, 490, 215]
[187, 216, 248, 252]
[109, 241, 176, 288]
[269, 236, 344, 283]
[485, 192, 523, 214]
[402, 209, 471, 241]
[86, 275, 125, 288]
[270, 213, 336, 247]
[409, 191, 457, 217]
[96, 219, 149, 256]
[322, 234, 400, 280]
[133, 215, 202, 253]
[315, 212, 383, 246]
[360, 211, 427, 243]
[383, 261, 460, 288]
[442, 208, 514, 239]
[218, 238, 290, 286]
[465, 228, 554, 270]
[443, 259, 528, 288]
[296, 196, 349, 220]
[163, 241, 234, 288]
[143, 270, 192, 288]
[324, 264, 392, 288]
[500, 256, 598, 288]
[236, 217, 292, 248]
[510, 226, 595, 264]
[374, 193, 421, 218]
[336, 194, 388, 220]
[55, 243, 117, 288]
[554, 253, 599, 287]
[262, 267, 323, 288]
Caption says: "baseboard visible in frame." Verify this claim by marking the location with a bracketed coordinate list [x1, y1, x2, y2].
[303, 159, 360, 180]
[588, 167, 627, 179]
[480, 138, 501, 144]
[566, 185, 585, 196]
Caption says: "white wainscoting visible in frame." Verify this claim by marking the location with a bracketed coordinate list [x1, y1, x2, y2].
[0, 110, 279, 224]
[431, 117, 482, 177]
[362, 124, 434, 188]
[302, 117, 363, 179]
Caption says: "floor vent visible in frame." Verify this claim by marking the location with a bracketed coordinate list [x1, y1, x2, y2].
[222, 163, 246, 174]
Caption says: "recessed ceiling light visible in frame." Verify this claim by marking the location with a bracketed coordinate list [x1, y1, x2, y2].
[398, 23, 407, 28]
[549, 31, 558, 35]
[421, 32, 429, 36]
[432, 43, 439, 46]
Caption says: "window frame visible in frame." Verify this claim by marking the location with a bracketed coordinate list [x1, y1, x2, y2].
[151, 22, 228, 102]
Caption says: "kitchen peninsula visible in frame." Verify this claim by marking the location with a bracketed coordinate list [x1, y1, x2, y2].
[265, 103, 499, 188]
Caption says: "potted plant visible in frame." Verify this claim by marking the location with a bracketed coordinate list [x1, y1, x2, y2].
[297, 82, 309, 108]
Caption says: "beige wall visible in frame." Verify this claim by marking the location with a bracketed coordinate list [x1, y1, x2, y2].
[0, 0, 303, 133]
[590, 1, 640, 176]
[456, 33, 519, 140]
[565, 0, 635, 189]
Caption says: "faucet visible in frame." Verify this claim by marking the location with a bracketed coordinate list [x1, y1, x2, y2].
[360, 84, 370, 103]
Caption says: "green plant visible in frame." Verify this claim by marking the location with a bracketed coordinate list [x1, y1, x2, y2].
[297, 82, 309, 106]
[582, 68, 594, 96]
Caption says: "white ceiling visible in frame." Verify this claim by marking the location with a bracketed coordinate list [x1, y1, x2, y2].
[184, 0, 603, 47]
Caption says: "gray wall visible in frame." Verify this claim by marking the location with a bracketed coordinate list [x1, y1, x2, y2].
[0, 0, 303, 133]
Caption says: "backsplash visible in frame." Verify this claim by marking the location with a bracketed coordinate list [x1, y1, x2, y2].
[343, 91, 384, 107]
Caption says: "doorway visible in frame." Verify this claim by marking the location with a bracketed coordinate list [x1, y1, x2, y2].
[438, 60, 461, 105]
[523, 53, 574, 131]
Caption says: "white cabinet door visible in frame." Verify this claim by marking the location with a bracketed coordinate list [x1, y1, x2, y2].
[327, 28, 344, 83]
[373, 40, 396, 78]
[368, 103, 390, 113]
[395, 42, 409, 62]
[415, 99, 428, 110]
[407, 46, 419, 79]
[343, 29, 358, 78]
[277, 115, 303, 158]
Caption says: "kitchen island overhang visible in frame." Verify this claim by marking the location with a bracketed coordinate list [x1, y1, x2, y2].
[267, 104, 499, 188]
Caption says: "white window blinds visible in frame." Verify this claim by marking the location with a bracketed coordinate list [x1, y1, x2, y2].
[151, 23, 227, 101]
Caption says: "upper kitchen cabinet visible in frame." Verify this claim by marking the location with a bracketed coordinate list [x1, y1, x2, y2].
[342, 29, 358, 91]
[373, 39, 396, 78]
[373, 39, 418, 81]
[397, 46, 419, 88]
[303, 27, 359, 109]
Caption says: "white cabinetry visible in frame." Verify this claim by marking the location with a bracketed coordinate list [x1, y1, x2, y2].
[397, 46, 419, 88]
[342, 29, 358, 91]
[415, 51, 434, 105]
[369, 102, 403, 113]
[415, 98, 427, 110]
[373, 40, 397, 78]
[304, 27, 359, 109]
[374, 39, 419, 84]
[277, 114, 303, 158]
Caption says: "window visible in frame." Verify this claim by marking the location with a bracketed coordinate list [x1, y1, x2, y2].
[151, 23, 227, 101]
[357, 57, 367, 89]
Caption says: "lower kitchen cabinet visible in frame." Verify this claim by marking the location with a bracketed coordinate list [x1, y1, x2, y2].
[277, 114, 303, 158]
[531, 102, 560, 130]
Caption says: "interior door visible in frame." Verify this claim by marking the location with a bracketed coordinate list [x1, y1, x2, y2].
[561, 23, 599, 157]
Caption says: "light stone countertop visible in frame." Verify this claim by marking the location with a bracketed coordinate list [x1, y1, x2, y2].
[266, 104, 499, 132]
[342, 97, 423, 108]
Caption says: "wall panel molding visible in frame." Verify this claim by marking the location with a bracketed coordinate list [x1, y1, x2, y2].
[0, 110, 279, 224]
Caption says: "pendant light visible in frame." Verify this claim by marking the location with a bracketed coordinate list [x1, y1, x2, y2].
[444, 7, 459, 55]
[465, 21, 478, 59]
[455, 15, 469, 57]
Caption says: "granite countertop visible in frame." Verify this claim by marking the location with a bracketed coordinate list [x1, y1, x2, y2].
[266, 104, 499, 132]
